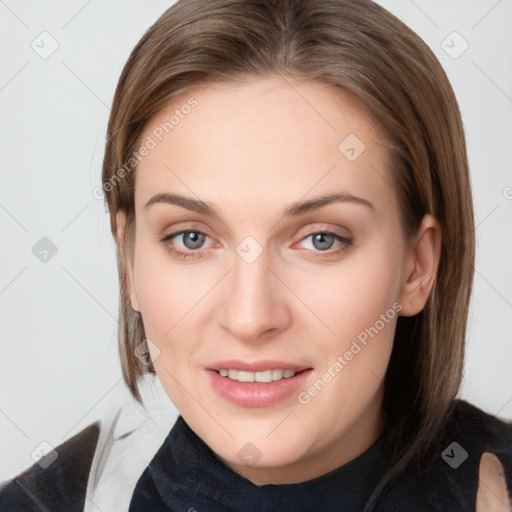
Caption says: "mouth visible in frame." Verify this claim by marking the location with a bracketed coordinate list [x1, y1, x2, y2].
[212, 368, 310, 383]
[206, 360, 313, 407]
[207, 359, 310, 373]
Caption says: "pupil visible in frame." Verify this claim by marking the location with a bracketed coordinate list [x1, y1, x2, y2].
[185, 231, 204, 249]
[313, 233, 333, 250]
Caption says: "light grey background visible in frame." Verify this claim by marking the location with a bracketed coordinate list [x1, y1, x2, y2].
[1, 0, 511, 481]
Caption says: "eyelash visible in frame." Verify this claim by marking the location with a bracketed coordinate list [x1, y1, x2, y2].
[159, 228, 353, 261]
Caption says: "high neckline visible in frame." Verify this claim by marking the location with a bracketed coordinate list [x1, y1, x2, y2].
[129, 414, 392, 511]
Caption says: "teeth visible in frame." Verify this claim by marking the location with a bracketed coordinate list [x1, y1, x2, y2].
[255, 369, 272, 383]
[238, 371, 254, 382]
[272, 369, 283, 381]
[217, 368, 298, 382]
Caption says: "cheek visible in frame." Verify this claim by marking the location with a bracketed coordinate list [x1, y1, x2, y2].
[132, 242, 191, 347]
[133, 254, 201, 410]
[132, 239, 222, 379]
[297, 247, 403, 347]
[134, 231, 199, 316]
[296, 257, 400, 426]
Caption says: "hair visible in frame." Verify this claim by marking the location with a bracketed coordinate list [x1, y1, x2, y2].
[101, 0, 475, 508]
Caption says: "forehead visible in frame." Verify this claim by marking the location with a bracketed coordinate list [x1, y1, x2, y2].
[134, 77, 394, 216]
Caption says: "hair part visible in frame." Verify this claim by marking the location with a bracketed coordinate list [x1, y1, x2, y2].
[101, 0, 475, 508]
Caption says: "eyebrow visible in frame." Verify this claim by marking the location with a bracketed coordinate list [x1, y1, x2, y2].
[143, 192, 374, 218]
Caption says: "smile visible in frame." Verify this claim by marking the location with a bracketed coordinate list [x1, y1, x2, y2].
[216, 368, 297, 382]
[207, 365, 313, 407]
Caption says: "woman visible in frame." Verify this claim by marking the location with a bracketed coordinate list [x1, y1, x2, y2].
[1, 0, 511, 510]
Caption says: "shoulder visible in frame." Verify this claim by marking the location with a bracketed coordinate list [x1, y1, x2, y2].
[454, 399, 512, 511]
[0, 375, 178, 512]
[0, 421, 100, 511]
[476, 451, 512, 511]
[380, 399, 512, 511]
[452, 399, 512, 476]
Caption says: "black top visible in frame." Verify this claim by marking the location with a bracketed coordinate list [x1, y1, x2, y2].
[0, 422, 99, 512]
[128, 414, 388, 511]
[127, 399, 512, 511]
[1, 399, 511, 511]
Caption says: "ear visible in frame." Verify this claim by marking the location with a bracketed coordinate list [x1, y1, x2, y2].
[398, 214, 441, 317]
[116, 210, 140, 313]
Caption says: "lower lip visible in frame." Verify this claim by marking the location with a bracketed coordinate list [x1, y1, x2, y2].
[206, 369, 313, 407]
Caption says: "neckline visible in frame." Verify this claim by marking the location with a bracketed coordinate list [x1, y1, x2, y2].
[142, 415, 392, 510]
[182, 416, 389, 487]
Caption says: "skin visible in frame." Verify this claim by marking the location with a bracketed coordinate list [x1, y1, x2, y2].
[476, 452, 512, 511]
[117, 76, 441, 485]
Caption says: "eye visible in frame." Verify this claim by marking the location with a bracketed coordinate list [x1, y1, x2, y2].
[159, 228, 353, 261]
[296, 231, 353, 258]
[159, 229, 213, 260]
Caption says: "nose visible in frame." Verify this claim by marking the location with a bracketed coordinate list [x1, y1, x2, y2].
[218, 245, 291, 343]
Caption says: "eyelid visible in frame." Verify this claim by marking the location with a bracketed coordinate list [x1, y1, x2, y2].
[294, 223, 353, 240]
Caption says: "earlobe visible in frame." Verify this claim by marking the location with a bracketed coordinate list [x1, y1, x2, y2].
[398, 214, 442, 317]
[130, 293, 141, 313]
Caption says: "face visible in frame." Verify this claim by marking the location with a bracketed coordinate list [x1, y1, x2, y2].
[119, 76, 438, 485]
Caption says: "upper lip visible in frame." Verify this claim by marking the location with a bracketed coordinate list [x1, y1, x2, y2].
[207, 359, 311, 372]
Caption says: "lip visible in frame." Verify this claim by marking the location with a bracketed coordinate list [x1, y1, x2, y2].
[207, 359, 310, 372]
[206, 366, 314, 408]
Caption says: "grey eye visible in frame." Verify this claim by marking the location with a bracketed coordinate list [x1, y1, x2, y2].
[181, 231, 206, 249]
[310, 233, 335, 251]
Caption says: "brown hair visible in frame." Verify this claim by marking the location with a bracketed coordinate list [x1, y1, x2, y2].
[101, 0, 475, 507]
